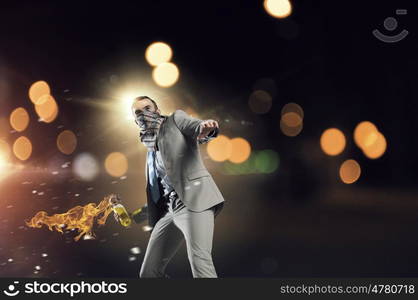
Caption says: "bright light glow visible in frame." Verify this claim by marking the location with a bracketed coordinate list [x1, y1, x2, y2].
[0, 139, 11, 159]
[29, 81, 50, 105]
[104, 152, 128, 177]
[35, 95, 59, 123]
[152, 62, 180, 88]
[339, 159, 361, 184]
[320, 128, 346, 156]
[362, 131, 387, 159]
[73, 153, 99, 181]
[228, 137, 251, 164]
[354, 121, 378, 150]
[264, 0, 292, 19]
[13, 136, 32, 161]
[145, 42, 173, 67]
[248, 90, 272, 114]
[207, 135, 232, 162]
[10, 107, 30, 132]
[57, 130, 77, 155]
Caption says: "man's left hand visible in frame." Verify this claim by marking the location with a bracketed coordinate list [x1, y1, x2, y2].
[198, 120, 219, 139]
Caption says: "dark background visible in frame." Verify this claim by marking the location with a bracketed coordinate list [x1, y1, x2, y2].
[1, 0, 418, 278]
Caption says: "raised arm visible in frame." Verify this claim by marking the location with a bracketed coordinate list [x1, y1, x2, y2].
[173, 109, 219, 144]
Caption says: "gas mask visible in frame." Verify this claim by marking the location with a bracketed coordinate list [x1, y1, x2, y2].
[135, 110, 165, 150]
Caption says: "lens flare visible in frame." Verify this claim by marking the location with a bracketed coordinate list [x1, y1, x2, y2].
[73, 153, 99, 181]
[320, 128, 346, 156]
[264, 0, 292, 19]
[13, 136, 32, 161]
[362, 131, 387, 159]
[339, 159, 361, 184]
[229, 137, 251, 164]
[145, 42, 173, 66]
[207, 135, 232, 162]
[29, 81, 50, 105]
[35, 95, 59, 123]
[104, 152, 128, 177]
[9, 107, 30, 132]
[25, 194, 115, 241]
[56, 130, 77, 155]
[152, 62, 180, 87]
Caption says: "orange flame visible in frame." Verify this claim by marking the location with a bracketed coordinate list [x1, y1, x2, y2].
[25, 194, 116, 241]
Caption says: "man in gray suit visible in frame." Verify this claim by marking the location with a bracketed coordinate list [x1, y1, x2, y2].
[131, 96, 225, 278]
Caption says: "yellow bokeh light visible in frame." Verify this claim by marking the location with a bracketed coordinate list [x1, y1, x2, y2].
[339, 159, 361, 184]
[229, 137, 251, 164]
[29, 81, 51, 105]
[320, 128, 346, 156]
[10, 107, 29, 132]
[281, 112, 302, 127]
[248, 90, 272, 114]
[281, 102, 304, 119]
[13, 136, 32, 161]
[362, 131, 387, 159]
[145, 42, 173, 66]
[354, 121, 378, 150]
[57, 130, 78, 155]
[104, 152, 128, 177]
[280, 119, 303, 137]
[207, 135, 232, 162]
[152, 62, 180, 88]
[35, 95, 59, 123]
[264, 0, 292, 19]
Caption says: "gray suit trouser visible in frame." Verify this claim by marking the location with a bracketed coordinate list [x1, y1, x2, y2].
[139, 191, 217, 278]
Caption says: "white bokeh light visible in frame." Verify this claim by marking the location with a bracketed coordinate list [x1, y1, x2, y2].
[72, 152, 99, 181]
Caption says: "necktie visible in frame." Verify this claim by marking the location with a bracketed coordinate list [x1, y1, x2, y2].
[147, 150, 161, 204]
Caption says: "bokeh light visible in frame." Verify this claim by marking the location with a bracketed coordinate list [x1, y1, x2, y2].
[280, 119, 303, 137]
[362, 131, 387, 159]
[145, 42, 173, 66]
[13, 136, 32, 161]
[255, 150, 280, 173]
[339, 159, 361, 184]
[9, 107, 29, 132]
[281, 112, 302, 127]
[281, 102, 304, 119]
[320, 128, 346, 156]
[264, 0, 292, 19]
[152, 62, 180, 88]
[104, 152, 128, 177]
[354, 121, 378, 150]
[56, 130, 77, 155]
[228, 137, 251, 164]
[73, 153, 99, 181]
[207, 135, 232, 162]
[34, 95, 59, 123]
[29, 81, 50, 105]
[248, 90, 272, 114]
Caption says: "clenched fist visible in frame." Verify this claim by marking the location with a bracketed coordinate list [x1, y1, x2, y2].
[198, 119, 219, 140]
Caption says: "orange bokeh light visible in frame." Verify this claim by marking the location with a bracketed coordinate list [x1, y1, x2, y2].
[320, 128, 346, 156]
[13, 136, 32, 161]
[207, 135, 232, 162]
[228, 137, 251, 164]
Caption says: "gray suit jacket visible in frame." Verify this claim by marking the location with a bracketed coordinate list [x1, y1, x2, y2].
[145, 109, 225, 227]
